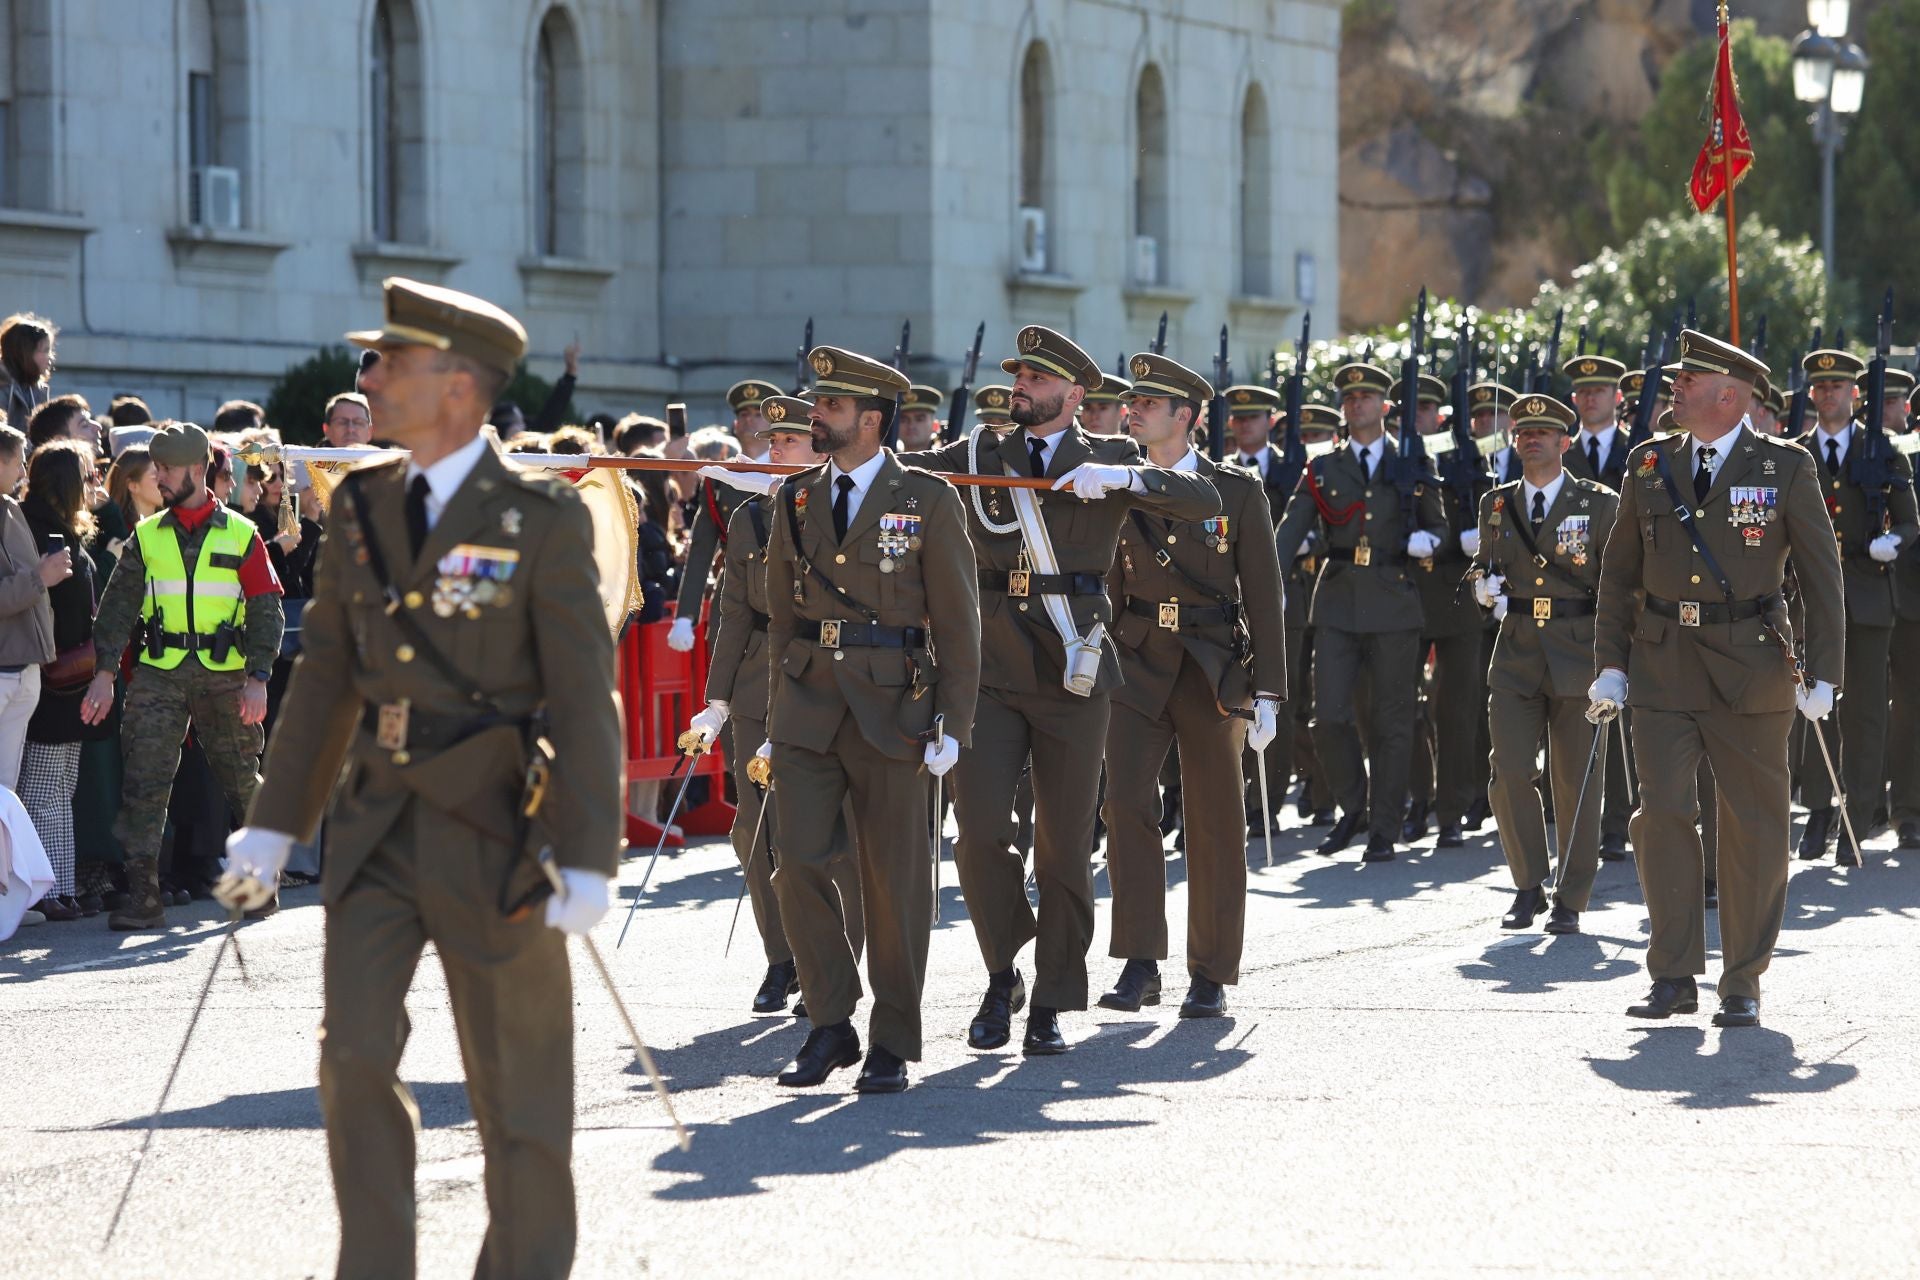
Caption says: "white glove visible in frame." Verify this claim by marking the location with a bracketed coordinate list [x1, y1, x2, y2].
[698, 464, 782, 497]
[755, 739, 772, 762]
[666, 617, 696, 652]
[1293, 538, 1315, 560]
[1491, 595, 1509, 622]
[543, 867, 611, 935]
[1459, 528, 1481, 557]
[214, 827, 295, 912]
[687, 700, 729, 745]
[1869, 533, 1901, 563]
[923, 734, 960, 777]
[1051, 463, 1133, 500]
[1406, 530, 1440, 559]
[1248, 699, 1280, 752]
[1586, 669, 1628, 724]
[1471, 572, 1505, 609]
[1796, 678, 1836, 722]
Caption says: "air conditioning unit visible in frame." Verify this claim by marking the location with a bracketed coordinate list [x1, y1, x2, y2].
[1133, 234, 1159, 286]
[190, 165, 242, 231]
[1018, 206, 1048, 273]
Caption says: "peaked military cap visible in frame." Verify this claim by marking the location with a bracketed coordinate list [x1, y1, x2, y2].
[1390, 373, 1448, 406]
[974, 385, 1014, 421]
[149, 420, 212, 467]
[1332, 362, 1393, 396]
[1510, 393, 1576, 432]
[760, 395, 815, 434]
[347, 276, 528, 381]
[1766, 384, 1788, 416]
[726, 379, 782, 412]
[1224, 384, 1282, 415]
[1677, 329, 1769, 387]
[1125, 352, 1214, 404]
[1618, 369, 1646, 397]
[1909, 383, 1920, 412]
[1084, 373, 1132, 404]
[1857, 367, 1915, 395]
[1466, 382, 1520, 413]
[1803, 349, 1865, 382]
[1563, 354, 1628, 388]
[900, 384, 943, 413]
[806, 346, 911, 399]
[1001, 324, 1101, 390]
[1299, 403, 1342, 435]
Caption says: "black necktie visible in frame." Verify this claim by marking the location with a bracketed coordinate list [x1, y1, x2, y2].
[1530, 490, 1546, 535]
[1827, 437, 1840, 477]
[1587, 436, 1602, 477]
[1356, 446, 1371, 483]
[405, 473, 431, 559]
[1028, 436, 1048, 479]
[1694, 446, 1715, 503]
[832, 474, 854, 542]
[1241, 455, 1260, 470]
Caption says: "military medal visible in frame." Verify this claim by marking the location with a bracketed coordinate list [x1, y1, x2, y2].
[1203, 515, 1230, 552]
[1489, 495, 1503, 527]
[436, 543, 520, 615]
[500, 508, 523, 537]
[1556, 515, 1591, 567]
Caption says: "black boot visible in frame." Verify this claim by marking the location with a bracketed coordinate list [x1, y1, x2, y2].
[1400, 798, 1430, 843]
[753, 960, 799, 1015]
[1626, 977, 1699, 1019]
[1462, 796, 1493, 831]
[1500, 886, 1547, 930]
[1097, 959, 1161, 1012]
[1798, 808, 1835, 861]
[1317, 812, 1362, 856]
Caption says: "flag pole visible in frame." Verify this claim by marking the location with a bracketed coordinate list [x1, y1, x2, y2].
[1721, 2, 1741, 346]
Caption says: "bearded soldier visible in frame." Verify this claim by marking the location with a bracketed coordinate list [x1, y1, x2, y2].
[665, 379, 781, 655]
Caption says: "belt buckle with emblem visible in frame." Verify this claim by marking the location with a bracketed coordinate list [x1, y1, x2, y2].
[1678, 600, 1702, 628]
[1008, 549, 1032, 597]
[1353, 536, 1372, 568]
[375, 699, 411, 751]
[1532, 598, 1553, 621]
[1158, 602, 1180, 630]
[819, 620, 842, 649]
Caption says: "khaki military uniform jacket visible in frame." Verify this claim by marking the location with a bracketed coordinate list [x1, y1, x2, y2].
[1478, 476, 1619, 700]
[1272, 438, 1448, 635]
[1106, 456, 1288, 719]
[765, 451, 981, 760]
[1415, 475, 1487, 638]
[1595, 427, 1845, 713]
[705, 498, 775, 716]
[253, 443, 623, 904]
[1793, 424, 1920, 628]
[673, 478, 750, 620]
[899, 426, 1221, 695]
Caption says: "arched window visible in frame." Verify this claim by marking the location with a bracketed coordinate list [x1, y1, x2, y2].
[1016, 41, 1052, 273]
[1239, 84, 1272, 297]
[533, 7, 586, 259]
[370, 0, 425, 244]
[1133, 64, 1168, 286]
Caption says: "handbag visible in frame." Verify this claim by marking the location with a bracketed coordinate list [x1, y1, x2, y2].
[43, 643, 95, 694]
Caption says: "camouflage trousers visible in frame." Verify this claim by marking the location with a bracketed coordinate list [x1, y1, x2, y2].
[115, 664, 265, 863]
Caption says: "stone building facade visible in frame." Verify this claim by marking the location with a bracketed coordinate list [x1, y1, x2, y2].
[0, 0, 1339, 425]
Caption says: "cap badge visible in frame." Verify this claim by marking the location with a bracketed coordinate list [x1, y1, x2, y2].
[811, 351, 834, 376]
[767, 402, 787, 423]
[1233, 389, 1251, 404]
[1525, 398, 1545, 416]
[1580, 360, 1596, 375]
[1019, 327, 1043, 354]
[1473, 388, 1490, 404]
[1131, 356, 1152, 379]
[986, 390, 1005, 406]
[1817, 354, 1836, 370]
[1345, 369, 1363, 385]
[742, 386, 762, 402]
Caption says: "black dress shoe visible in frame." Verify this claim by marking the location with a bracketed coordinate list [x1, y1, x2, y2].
[1704, 879, 1718, 910]
[753, 960, 799, 1015]
[1599, 835, 1628, 862]
[1463, 797, 1492, 831]
[967, 969, 1026, 1050]
[1435, 823, 1464, 849]
[1626, 977, 1699, 1019]
[1317, 813, 1361, 856]
[1178, 977, 1227, 1019]
[1308, 808, 1337, 826]
[793, 1000, 808, 1020]
[1400, 800, 1430, 843]
[777, 1020, 861, 1087]
[1022, 1005, 1068, 1055]
[1543, 903, 1580, 935]
[1836, 827, 1863, 867]
[854, 1045, 909, 1093]
[1711, 995, 1760, 1028]
[1899, 821, 1920, 850]
[1500, 886, 1547, 930]
[1798, 808, 1835, 860]
[1361, 834, 1396, 862]
[1097, 959, 1161, 1012]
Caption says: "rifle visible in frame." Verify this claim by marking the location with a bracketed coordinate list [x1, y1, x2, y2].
[1784, 324, 1822, 439]
[1207, 325, 1231, 462]
[1576, 322, 1589, 358]
[1436, 319, 1488, 529]
[1624, 323, 1671, 450]
[892, 319, 912, 374]
[1151, 311, 1168, 356]
[942, 322, 985, 443]
[1272, 312, 1310, 496]
[1849, 287, 1903, 541]
[1533, 307, 1565, 393]
[1749, 314, 1769, 360]
[1386, 289, 1437, 541]
[792, 316, 813, 395]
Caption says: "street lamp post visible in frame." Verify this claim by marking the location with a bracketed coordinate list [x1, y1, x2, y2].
[1792, 1, 1869, 287]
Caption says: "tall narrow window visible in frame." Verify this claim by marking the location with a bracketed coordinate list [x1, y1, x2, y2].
[4, 0, 53, 212]
[370, 0, 424, 244]
[0, 0, 16, 208]
[1134, 64, 1169, 286]
[1240, 85, 1272, 297]
[533, 8, 586, 259]
[1016, 41, 1051, 272]
[183, 0, 251, 229]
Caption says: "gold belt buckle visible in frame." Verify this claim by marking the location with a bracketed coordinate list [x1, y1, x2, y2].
[1678, 600, 1702, 627]
[375, 699, 411, 752]
[1300, 555, 1318, 575]
[1158, 602, 1180, 630]
[1532, 598, 1553, 621]
[1353, 543, 1372, 567]
[1008, 569, 1030, 597]
[819, 620, 842, 649]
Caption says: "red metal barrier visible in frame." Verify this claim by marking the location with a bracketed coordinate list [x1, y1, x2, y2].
[621, 606, 734, 849]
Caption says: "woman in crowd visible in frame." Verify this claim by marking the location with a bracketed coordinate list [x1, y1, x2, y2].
[19, 442, 102, 921]
[0, 424, 62, 795]
[0, 313, 55, 427]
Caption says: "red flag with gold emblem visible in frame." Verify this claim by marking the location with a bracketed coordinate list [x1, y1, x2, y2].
[1689, 4, 1753, 213]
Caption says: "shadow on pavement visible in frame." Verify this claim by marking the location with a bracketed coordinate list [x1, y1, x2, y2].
[80, 1079, 473, 1132]
[1455, 932, 1643, 994]
[1584, 1026, 1861, 1109]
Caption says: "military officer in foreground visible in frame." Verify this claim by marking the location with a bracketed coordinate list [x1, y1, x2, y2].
[1791, 349, 1917, 864]
[763, 347, 979, 1094]
[1097, 354, 1286, 1019]
[217, 278, 623, 1277]
[685, 395, 865, 1016]
[1589, 330, 1844, 1029]
[666, 378, 781, 654]
[1273, 361, 1447, 860]
[1471, 395, 1617, 932]
[898, 325, 1220, 1056]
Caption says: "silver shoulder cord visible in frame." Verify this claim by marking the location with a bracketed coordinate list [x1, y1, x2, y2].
[967, 428, 1022, 535]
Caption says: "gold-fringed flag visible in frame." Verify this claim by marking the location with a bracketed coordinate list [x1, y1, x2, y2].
[1690, 2, 1751, 343]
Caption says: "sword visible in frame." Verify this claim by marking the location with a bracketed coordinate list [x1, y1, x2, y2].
[618, 734, 711, 948]
[1616, 714, 1637, 809]
[1558, 720, 1607, 901]
[1807, 712, 1865, 865]
[1254, 717, 1276, 870]
[536, 852, 690, 1152]
[929, 713, 945, 925]
[725, 755, 775, 958]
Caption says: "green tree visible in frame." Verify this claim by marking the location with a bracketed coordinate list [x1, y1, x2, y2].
[264, 344, 361, 445]
[1834, 0, 1920, 333]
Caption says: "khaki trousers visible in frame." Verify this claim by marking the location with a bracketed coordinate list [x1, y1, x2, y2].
[1630, 706, 1794, 1000]
[1410, 630, 1484, 825]
[1311, 626, 1421, 840]
[1888, 616, 1920, 825]
[952, 686, 1107, 1010]
[320, 798, 575, 1280]
[730, 715, 864, 965]
[1488, 687, 1602, 909]
[772, 717, 931, 1059]
[1104, 656, 1250, 984]
[1799, 621, 1892, 838]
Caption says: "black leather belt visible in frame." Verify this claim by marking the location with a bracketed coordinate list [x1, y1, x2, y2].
[1125, 596, 1238, 630]
[1502, 595, 1596, 620]
[797, 618, 926, 648]
[1324, 546, 1408, 567]
[748, 606, 770, 631]
[1644, 592, 1781, 626]
[360, 703, 529, 753]
[978, 568, 1106, 597]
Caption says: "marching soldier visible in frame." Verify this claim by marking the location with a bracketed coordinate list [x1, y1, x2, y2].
[1888, 381, 1920, 848]
[763, 347, 980, 1094]
[1273, 361, 1447, 860]
[666, 378, 782, 654]
[1474, 383, 1523, 484]
[1289, 404, 1342, 824]
[1791, 349, 1917, 864]
[973, 384, 1015, 430]
[684, 395, 865, 1016]
[1589, 330, 1844, 1029]
[216, 278, 624, 1275]
[897, 384, 944, 450]
[1079, 373, 1131, 436]
[1224, 381, 1294, 829]
[1470, 395, 1617, 931]
[1750, 377, 1783, 437]
[898, 325, 1220, 1056]
[1097, 355, 1286, 1019]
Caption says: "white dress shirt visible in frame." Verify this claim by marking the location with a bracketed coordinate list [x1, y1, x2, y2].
[1521, 471, 1567, 523]
[1236, 444, 1272, 473]
[1689, 420, 1746, 486]
[1813, 422, 1853, 470]
[1350, 437, 1383, 477]
[404, 432, 490, 533]
[1576, 425, 1618, 467]
[827, 449, 888, 528]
